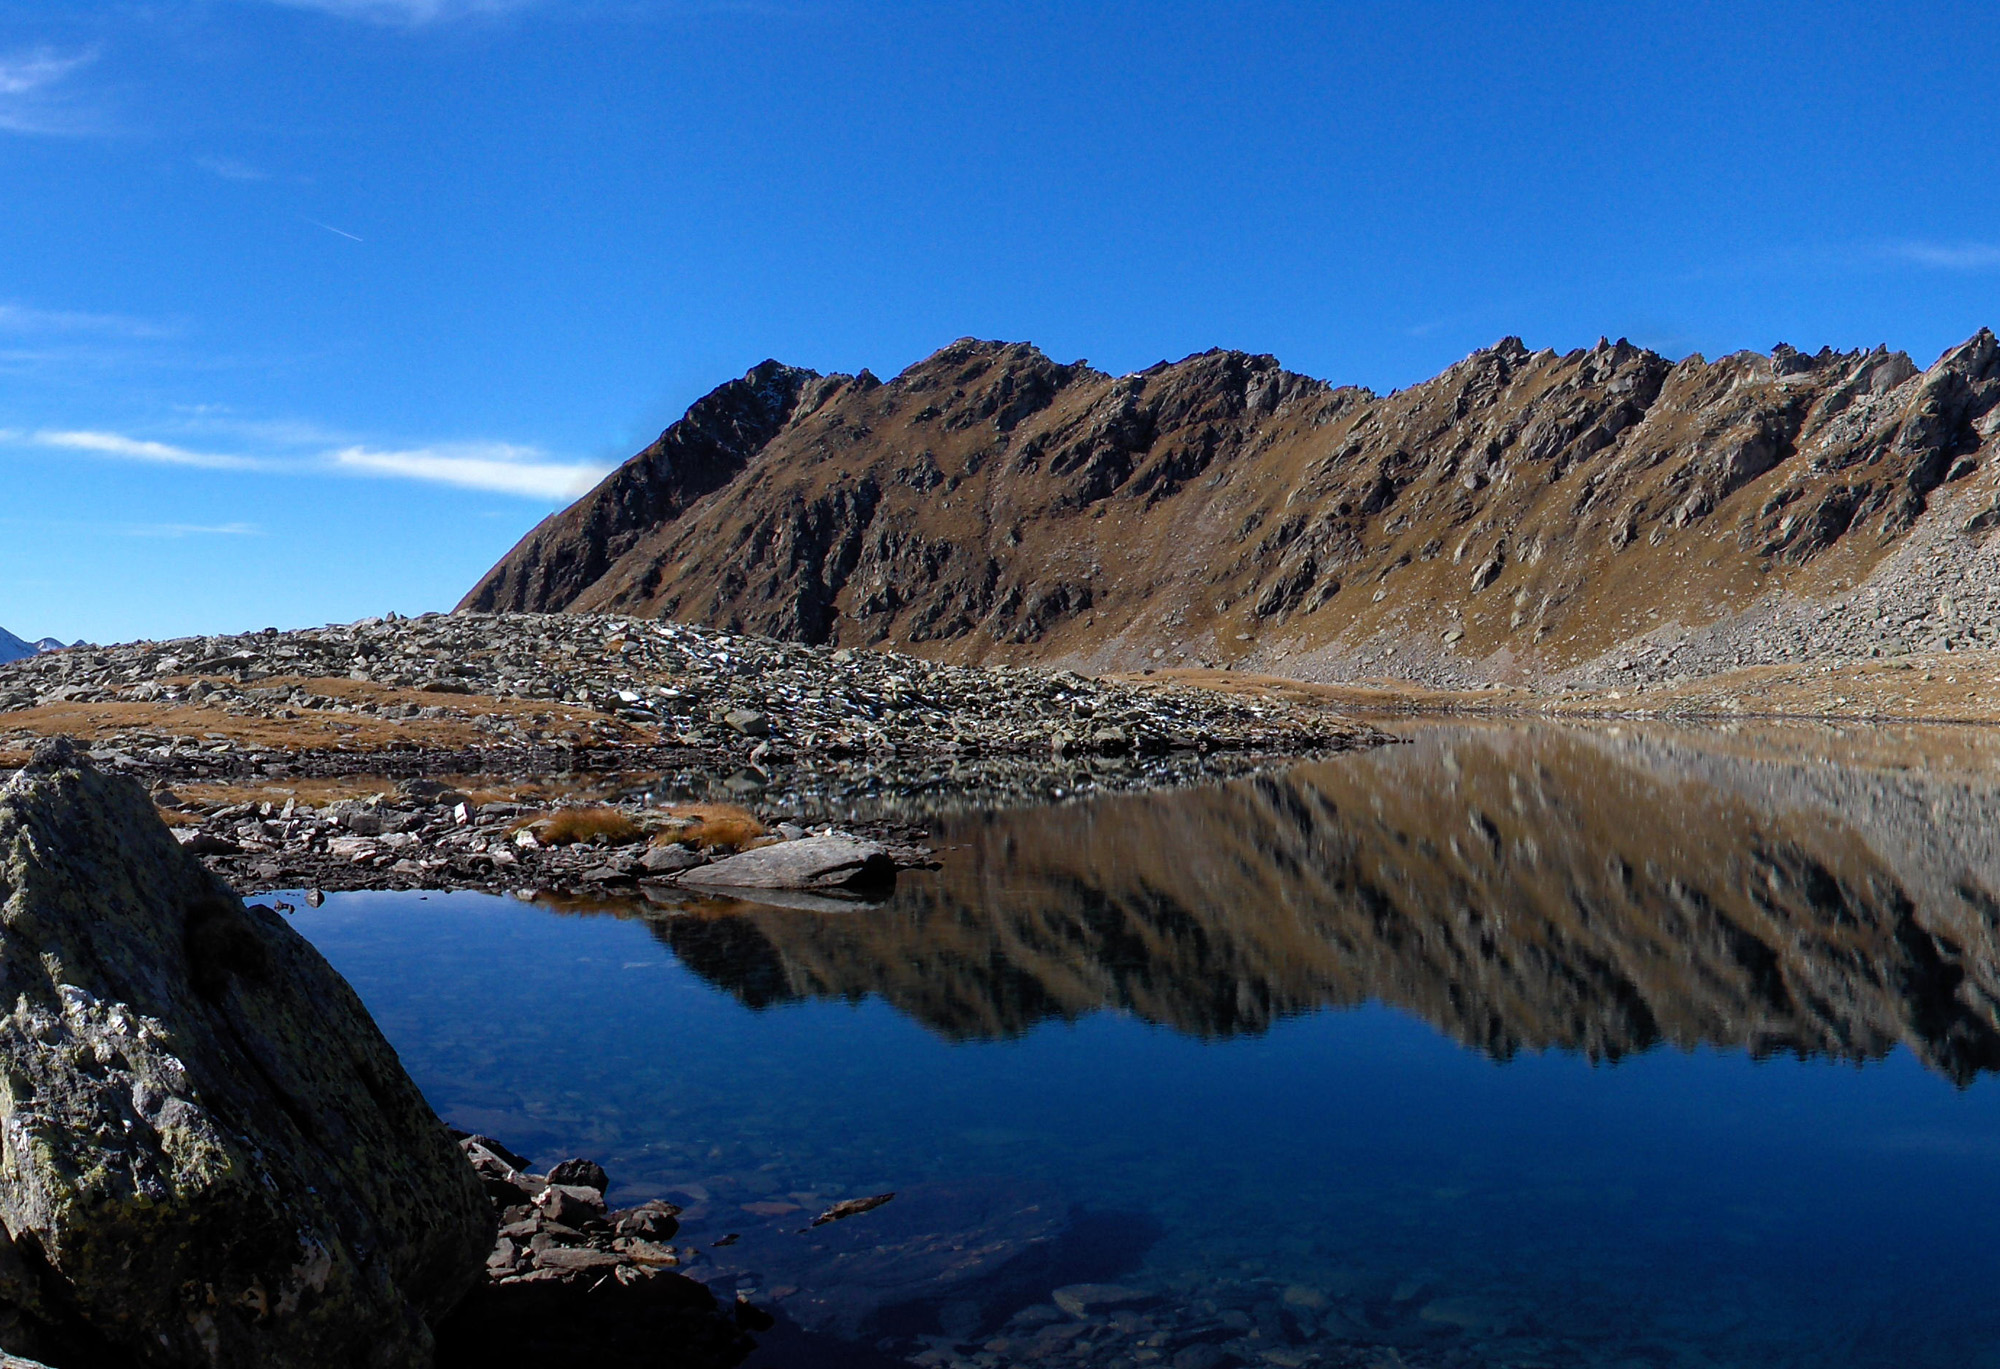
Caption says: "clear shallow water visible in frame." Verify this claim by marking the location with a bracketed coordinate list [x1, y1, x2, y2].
[289, 723, 2000, 1368]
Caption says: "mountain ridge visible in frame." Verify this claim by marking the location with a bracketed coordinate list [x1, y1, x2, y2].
[461, 331, 2000, 685]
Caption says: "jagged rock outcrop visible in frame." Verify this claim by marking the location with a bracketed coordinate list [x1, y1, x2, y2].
[0, 739, 492, 1367]
[460, 332, 2000, 683]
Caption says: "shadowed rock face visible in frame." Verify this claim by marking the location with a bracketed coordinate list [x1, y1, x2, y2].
[460, 332, 2000, 679]
[0, 740, 493, 1368]
[649, 726, 2000, 1083]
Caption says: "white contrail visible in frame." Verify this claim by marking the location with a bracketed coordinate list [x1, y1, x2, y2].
[301, 216, 363, 242]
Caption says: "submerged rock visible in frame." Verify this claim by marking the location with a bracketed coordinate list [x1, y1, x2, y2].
[0, 738, 492, 1367]
[675, 834, 896, 893]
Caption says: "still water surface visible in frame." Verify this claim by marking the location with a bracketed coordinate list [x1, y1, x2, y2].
[293, 722, 2000, 1367]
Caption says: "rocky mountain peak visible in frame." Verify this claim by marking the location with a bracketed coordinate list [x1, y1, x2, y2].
[460, 330, 2000, 687]
[460, 358, 822, 615]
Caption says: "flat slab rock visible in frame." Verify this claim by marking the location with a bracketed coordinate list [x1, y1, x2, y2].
[675, 834, 897, 892]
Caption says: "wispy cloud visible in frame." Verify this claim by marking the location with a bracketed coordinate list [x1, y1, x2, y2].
[35, 430, 263, 471]
[118, 521, 265, 537]
[17, 426, 609, 499]
[0, 303, 171, 340]
[1880, 241, 2000, 271]
[196, 155, 271, 182]
[0, 515, 264, 539]
[0, 47, 98, 136]
[264, 0, 535, 24]
[331, 443, 609, 498]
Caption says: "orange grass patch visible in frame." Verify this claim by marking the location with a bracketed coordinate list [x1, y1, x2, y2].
[647, 803, 767, 853]
[516, 807, 646, 846]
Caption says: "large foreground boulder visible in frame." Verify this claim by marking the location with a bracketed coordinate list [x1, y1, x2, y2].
[0, 739, 493, 1367]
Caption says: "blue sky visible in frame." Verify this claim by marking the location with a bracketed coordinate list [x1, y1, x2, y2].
[3, 0, 1998, 644]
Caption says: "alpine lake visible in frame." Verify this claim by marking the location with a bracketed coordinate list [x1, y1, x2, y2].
[288, 718, 2000, 1369]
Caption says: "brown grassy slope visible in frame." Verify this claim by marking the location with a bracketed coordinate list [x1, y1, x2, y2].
[462, 332, 2000, 680]
[0, 677, 640, 770]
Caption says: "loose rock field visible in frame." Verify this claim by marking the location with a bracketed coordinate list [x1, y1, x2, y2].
[0, 613, 1379, 897]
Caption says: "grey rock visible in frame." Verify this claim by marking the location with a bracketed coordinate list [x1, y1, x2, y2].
[531, 1246, 620, 1274]
[174, 829, 242, 855]
[675, 834, 896, 892]
[639, 844, 707, 875]
[545, 1158, 608, 1193]
[1089, 726, 1132, 756]
[610, 1200, 682, 1241]
[533, 1184, 606, 1227]
[0, 740, 492, 1367]
[722, 708, 770, 737]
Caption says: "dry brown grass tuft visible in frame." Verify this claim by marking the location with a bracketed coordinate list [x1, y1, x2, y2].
[647, 804, 767, 853]
[518, 806, 645, 846]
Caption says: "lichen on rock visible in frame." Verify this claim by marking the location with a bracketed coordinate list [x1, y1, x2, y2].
[0, 737, 492, 1366]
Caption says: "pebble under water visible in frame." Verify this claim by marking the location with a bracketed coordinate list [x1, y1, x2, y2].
[290, 721, 2000, 1368]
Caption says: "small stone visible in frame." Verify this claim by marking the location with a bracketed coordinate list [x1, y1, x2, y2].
[808, 1192, 895, 1226]
[1052, 1283, 1157, 1318]
[611, 1200, 682, 1241]
[535, 1184, 607, 1227]
[723, 708, 771, 737]
[639, 844, 706, 875]
[531, 1246, 621, 1274]
[547, 1158, 609, 1193]
[617, 1238, 680, 1267]
[1090, 726, 1132, 756]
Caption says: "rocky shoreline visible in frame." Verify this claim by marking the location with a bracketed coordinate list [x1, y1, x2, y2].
[160, 777, 942, 903]
[0, 613, 1380, 898]
[436, 1135, 766, 1367]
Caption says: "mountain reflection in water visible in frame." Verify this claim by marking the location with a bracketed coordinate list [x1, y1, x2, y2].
[642, 723, 2000, 1080]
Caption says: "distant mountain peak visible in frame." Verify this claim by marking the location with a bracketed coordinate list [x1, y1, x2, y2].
[0, 629, 74, 665]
